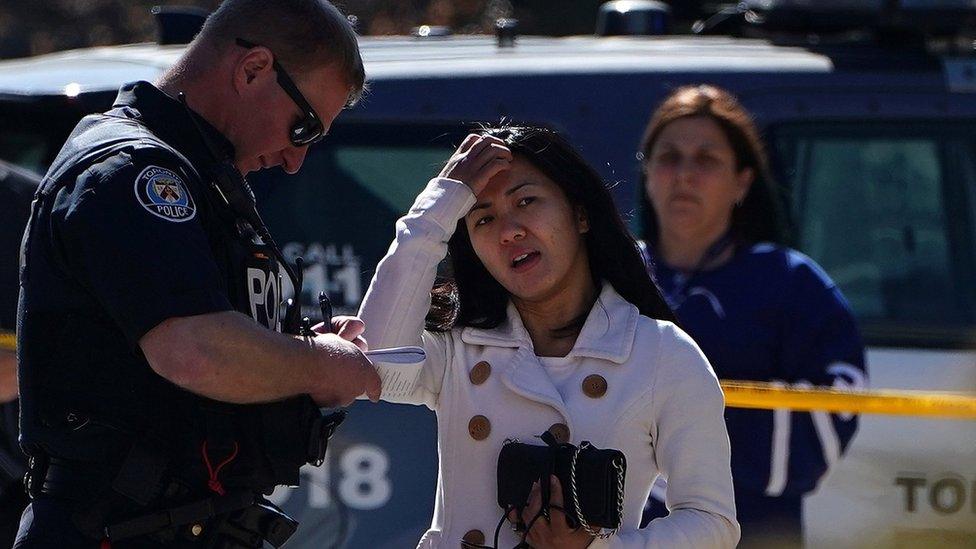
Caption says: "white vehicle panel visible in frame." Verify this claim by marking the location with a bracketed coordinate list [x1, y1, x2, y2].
[806, 347, 976, 548]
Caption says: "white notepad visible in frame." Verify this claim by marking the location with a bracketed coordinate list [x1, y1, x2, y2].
[365, 346, 426, 399]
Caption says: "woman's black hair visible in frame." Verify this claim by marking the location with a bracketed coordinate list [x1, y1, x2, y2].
[426, 125, 675, 331]
[638, 85, 788, 245]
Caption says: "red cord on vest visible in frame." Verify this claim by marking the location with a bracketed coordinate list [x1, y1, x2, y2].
[201, 440, 239, 496]
[100, 539, 111, 549]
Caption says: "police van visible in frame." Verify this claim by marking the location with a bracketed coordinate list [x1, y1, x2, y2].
[1, 1, 974, 547]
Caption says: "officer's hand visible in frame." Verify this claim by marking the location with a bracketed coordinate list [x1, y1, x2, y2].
[309, 334, 382, 406]
[438, 133, 512, 196]
[312, 315, 368, 352]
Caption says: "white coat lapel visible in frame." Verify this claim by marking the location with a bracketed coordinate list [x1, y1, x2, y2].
[499, 346, 570, 420]
[459, 283, 641, 423]
[462, 305, 571, 419]
[567, 284, 638, 364]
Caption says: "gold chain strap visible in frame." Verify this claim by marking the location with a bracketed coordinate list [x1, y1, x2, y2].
[568, 443, 625, 540]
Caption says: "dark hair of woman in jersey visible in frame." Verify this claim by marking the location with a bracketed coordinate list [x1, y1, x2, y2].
[426, 125, 675, 331]
[639, 85, 788, 244]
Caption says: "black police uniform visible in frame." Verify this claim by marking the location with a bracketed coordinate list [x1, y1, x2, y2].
[0, 160, 37, 547]
[16, 81, 334, 548]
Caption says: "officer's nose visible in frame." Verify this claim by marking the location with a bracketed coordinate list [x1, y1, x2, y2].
[281, 146, 309, 175]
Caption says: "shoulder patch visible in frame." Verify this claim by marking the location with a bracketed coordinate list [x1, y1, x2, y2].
[133, 165, 196, 223]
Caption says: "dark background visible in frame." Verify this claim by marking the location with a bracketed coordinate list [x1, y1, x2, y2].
[0, 0, 716, 60]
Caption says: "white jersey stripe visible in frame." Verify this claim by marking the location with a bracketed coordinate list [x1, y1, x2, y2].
[793, 379, 842, 469]
[766, 380, 791, 497]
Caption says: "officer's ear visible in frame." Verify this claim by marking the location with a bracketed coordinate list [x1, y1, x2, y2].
[233, 46, 275, 95]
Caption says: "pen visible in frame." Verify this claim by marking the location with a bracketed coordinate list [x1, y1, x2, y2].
[319, 291, 334, 334]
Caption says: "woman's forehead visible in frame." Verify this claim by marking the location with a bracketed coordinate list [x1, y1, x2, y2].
[479, 156, 556, 198]
[656, 116, 731, 149]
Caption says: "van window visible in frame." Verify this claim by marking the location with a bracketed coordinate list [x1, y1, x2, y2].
[0, 99, 103, 172]
[771, 123, 976, 347]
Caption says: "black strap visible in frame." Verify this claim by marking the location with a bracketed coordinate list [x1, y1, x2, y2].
[539, 449, 553, 520]
[307, 409, 346, 466]
[539, 430, 559, 447]
[105, 489, 255, 542]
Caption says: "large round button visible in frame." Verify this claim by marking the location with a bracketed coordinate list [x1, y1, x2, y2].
[548, 422, 570, 444]
[469, 415, 491, 441]
[462, 529, 485, 545]
[582, 374, 608, 398]
[469, 361, 491, 385]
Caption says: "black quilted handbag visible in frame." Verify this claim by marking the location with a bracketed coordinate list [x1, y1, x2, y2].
[496, 430, 626, 538]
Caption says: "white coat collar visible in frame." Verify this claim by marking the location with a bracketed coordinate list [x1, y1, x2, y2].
[459, 282, 639, 365]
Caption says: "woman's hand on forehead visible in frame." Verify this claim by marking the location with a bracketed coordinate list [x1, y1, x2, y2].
[439, 133, 513, 196]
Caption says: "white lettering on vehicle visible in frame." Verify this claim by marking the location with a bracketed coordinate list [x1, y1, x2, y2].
[268, 444, 393, 510]
[281, 242, 363, 311]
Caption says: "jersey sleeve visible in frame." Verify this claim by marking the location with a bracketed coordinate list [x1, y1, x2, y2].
[53, 150, 233, 348]
[766, 252, 868, 497]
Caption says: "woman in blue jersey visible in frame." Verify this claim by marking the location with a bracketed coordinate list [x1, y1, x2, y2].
[638, 85, 867, 548]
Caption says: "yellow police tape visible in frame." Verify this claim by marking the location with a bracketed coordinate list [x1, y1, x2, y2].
[721, 380, 976, 420]
[0, 333, 13, 353]
[2, 333, 975, 419]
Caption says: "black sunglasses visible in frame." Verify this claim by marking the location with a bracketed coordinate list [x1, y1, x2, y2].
[236, 38, 326, 146]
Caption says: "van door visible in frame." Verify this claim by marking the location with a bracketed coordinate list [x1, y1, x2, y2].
[769, 120, 976, 548]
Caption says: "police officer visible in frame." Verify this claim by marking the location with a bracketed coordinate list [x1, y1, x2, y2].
[15, 1, 380, 547]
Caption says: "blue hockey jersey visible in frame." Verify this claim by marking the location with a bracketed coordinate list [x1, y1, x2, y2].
[643, 242, 867, 542]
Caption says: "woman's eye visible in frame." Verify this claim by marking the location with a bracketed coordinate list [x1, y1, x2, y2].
[517, 196, 536, 207]
[655, 151, 679, 165]
[696, 154, 720, 167]
[474, 215, 493, 227]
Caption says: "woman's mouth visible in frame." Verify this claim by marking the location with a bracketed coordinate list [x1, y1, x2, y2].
[670, 192, 700, 205]
[510, 251, 541, 272]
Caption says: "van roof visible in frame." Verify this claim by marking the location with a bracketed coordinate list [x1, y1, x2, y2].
[0, 35, 835, 98]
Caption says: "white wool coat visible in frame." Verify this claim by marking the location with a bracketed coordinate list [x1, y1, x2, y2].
[359, 178, 739, 548]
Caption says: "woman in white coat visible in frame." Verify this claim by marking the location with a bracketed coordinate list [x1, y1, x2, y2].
[358, 126, 739, 548]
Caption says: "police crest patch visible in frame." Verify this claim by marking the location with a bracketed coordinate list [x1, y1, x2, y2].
[133, 165, 196, 222]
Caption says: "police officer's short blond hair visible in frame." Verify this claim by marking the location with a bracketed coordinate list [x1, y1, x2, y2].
[198, 0, 365, 105]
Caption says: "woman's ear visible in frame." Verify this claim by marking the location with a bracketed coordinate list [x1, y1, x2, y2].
[576, 206, 590, 234]
[735, 167, 755, 205]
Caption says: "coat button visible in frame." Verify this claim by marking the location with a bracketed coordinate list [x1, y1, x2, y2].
[548, 422, 570, 444]
[469, 415, 491, 440]
[582, 374, 608, 398]
[190, 524, 204, 536]
[469, 361, 491, 385]
[462, 529, 485, 545]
